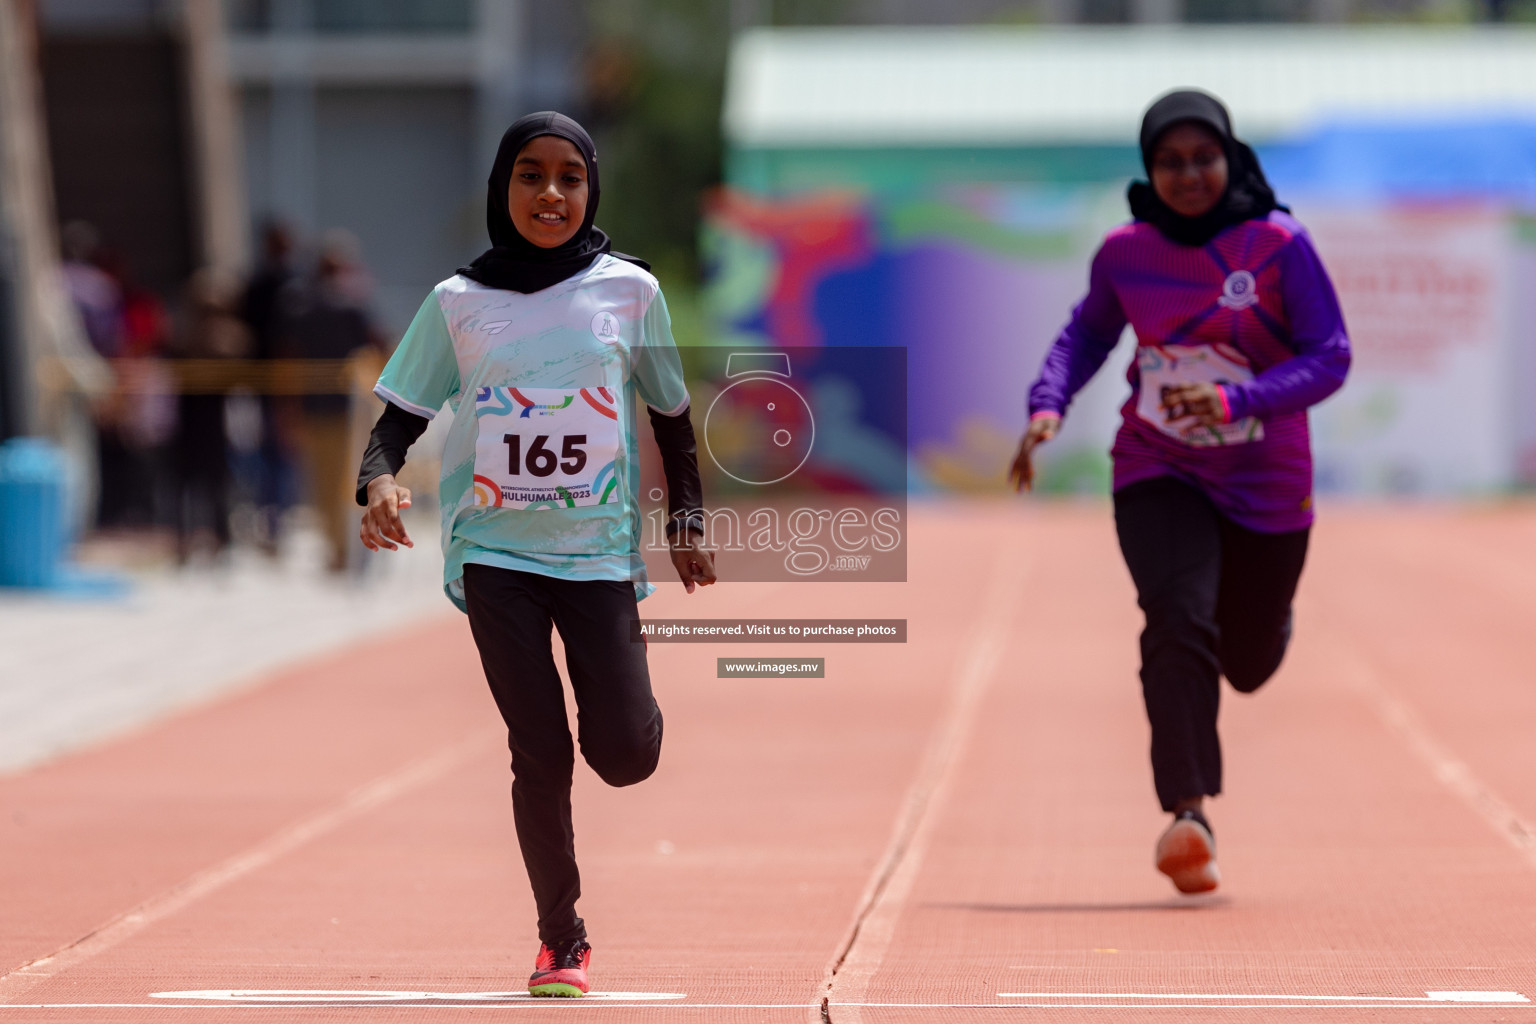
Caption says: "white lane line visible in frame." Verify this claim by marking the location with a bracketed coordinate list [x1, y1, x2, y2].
[151, 990, 686, 1002]
[999, 991, 1530, 1003]
[1325, 630, 1536, 870]
[2, 1001, 1533, 1011]
[2, 1005, 799, 1012]
[816, 538, 1029, 1024]
[980, 1004, 1535, 1011]
[0, 729, 496, 1001]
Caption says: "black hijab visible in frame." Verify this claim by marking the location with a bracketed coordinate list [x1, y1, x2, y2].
[457, 111, 648, 293]
[1126, 90, 1285, 248]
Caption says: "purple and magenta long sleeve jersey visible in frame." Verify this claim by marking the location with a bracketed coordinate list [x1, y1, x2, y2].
[1027, 210, 1350, 532]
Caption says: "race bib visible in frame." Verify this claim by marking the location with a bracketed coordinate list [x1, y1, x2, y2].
[1136, 343, 1264, 448]
[471, 386, 622, 509]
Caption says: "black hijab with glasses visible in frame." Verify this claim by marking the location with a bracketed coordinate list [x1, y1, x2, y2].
[1127, 90, 1286, 248]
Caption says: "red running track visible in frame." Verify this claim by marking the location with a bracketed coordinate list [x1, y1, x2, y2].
[3, 501, 1536, 1022]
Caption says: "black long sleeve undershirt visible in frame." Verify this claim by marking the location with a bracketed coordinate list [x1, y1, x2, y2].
[355, 402, 429, 506]
[356, 402, 706, 535]
[647, 405, 704, 536]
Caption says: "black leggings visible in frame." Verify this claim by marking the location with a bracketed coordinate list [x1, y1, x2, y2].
[1113, 476, 1309, 813]
[462, 563, 663, 944]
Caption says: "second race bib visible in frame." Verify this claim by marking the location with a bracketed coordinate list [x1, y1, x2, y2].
[1136, 343, 1265, 448]
[471, 386, 622, 510]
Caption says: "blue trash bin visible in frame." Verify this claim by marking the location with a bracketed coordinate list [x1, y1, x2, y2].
[0, 437, 67, 588]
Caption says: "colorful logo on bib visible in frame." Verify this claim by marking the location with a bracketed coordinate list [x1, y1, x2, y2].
[508, 389, 575, 418]
[591, 310, 621, 343]
[1218, 270, 1258, 310]
[472, 474, 504, 507]
[577, 386, 620, 420]
[474, 387, 516, 417]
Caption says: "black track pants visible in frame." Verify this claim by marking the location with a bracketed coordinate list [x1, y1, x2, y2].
[462, 563, 663, 945]
[1113, 476, 1309, 813]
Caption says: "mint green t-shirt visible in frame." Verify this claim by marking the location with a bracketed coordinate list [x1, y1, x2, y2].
[375, 256, 689, 611]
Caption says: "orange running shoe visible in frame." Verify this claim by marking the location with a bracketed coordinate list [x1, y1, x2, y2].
[528, 937, 591, 997]
[1155, 809, 1220, 894]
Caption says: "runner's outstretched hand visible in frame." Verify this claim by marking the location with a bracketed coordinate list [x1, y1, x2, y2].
[670, 529, 717, 594]
[1160, 382, 1228, 427]
[1010, 413, 1061, 493]
[361, 473, 414, 552]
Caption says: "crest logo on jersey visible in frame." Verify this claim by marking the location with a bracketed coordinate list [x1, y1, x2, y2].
[1218, 270, 1258, 310]
[591, 310, 621, 343]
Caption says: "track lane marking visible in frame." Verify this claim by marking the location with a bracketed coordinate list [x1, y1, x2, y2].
[3, 1007, 1536, 1013]
[151, 990, 687, 1002]
[815, 538, 1029, 1024]
[999, 991, 1530, 1002]
[1322, 626, 1536, 870]
[0, 728, 497, 1001]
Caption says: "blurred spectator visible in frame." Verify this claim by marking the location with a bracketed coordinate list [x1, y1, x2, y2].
[169, 268, 251, 563]
[240, 220, 301, 553]
[61, 221, 131, 530]
[279, 229, 384, 573]
[60, 221, 123, 358]
[95, 248, 175, 529]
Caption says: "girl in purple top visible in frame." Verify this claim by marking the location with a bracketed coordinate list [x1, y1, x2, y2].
[1010, 90, 1350, 895]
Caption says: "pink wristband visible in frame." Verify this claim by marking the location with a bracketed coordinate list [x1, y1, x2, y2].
[1215, 386, 1232, 424]
[1030, 409, 1061, 422]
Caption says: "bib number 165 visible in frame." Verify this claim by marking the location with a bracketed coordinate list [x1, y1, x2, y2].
[503, 434, 587, 477]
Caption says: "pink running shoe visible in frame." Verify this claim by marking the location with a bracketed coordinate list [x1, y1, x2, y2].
[528, 938, 591, 997]
[1155, 809, 1220, 894]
